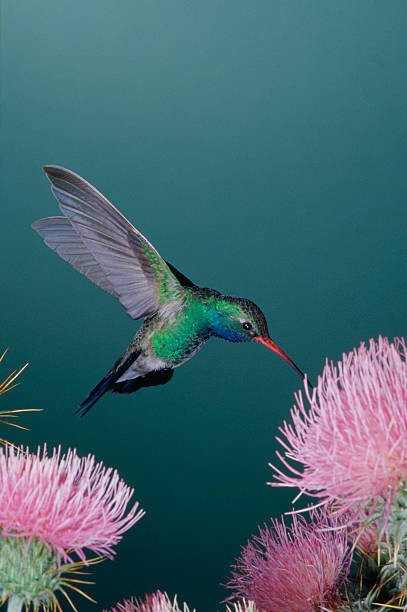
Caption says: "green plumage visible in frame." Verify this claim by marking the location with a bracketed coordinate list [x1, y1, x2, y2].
[151, 290, 211, 364]
[150, 289, 270, 364]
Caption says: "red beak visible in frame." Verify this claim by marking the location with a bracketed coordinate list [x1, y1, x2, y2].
[254, 336, 308, 383]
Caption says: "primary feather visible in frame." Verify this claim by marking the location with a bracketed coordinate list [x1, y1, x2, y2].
[32, 216, 116, 296]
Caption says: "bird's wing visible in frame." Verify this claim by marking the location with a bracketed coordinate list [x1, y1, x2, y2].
[32, 216, 117, 297]
[32, 165, 185, 319]
[32, 216, 196, 296]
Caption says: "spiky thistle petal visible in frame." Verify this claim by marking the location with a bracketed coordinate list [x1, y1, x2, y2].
[108, 591, 194, 612]
[225, 600, 258, 612]
[225, 508, 351, 612]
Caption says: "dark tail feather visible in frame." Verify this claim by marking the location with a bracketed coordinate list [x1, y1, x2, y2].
[77, 351, 140, 417]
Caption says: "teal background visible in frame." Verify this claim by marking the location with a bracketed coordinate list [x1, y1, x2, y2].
[1, 1, 406, 610]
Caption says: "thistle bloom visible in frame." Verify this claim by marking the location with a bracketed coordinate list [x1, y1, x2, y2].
[108, 591, 193, 612]
[270, 337, 407, 516]
[0, 445, 143, 561]
[225, 509, 350, 612]
[0, 445, 144, 610]
[108, 593, 256, 612]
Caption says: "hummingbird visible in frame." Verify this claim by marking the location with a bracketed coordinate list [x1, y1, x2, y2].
[32, 166, 309, 416]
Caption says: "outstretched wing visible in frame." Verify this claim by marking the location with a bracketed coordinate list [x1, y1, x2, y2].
[32, 216, 117, 297]
[32, 165, 185, 320]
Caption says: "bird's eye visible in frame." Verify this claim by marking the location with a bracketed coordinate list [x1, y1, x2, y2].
[242, 321, 252, 331]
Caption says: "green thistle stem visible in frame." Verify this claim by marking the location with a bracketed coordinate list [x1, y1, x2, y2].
[7, 595, 23, 612]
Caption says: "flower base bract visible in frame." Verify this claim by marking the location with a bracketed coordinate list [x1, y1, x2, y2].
[0, 535, 80, 610]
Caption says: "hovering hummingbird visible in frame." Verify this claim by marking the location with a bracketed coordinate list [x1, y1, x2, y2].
[32, 166, 308, 416]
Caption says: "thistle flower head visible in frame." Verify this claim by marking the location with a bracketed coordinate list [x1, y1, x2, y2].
[109, 591, 193, 612]
[0, 445, 144, 562]
[270, 337, 407, 516]
[225, 508, 350, 612]
[0, 445, 143, 610]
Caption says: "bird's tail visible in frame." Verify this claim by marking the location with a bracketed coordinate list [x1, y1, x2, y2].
[77, 350, 140, 417]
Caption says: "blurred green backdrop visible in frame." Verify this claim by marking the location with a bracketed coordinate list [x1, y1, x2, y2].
[1, 1, 406, 610]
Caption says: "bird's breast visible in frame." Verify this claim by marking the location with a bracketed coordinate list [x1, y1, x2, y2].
[150, 303, 210, 366]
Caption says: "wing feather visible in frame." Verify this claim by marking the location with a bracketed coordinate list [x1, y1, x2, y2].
[33, 166, 184, 319]
[32, 216, 116, 296]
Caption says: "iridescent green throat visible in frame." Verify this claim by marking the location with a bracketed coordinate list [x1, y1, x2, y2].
[151, 289, 259, 364]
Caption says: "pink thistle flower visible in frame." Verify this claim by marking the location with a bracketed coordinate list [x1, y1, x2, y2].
[270, 337, 407, 516]
[0, 445, 144, 562]
[225, 509, 350, 612]
[108, 591, 194, 612]
[354, 519, 382, 557]
[225, 600, 258, 612]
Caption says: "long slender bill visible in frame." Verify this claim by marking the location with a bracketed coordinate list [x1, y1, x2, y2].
[255, 336, 313, 388]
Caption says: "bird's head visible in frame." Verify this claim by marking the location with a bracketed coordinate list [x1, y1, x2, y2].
[211, 295, 307, 382]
